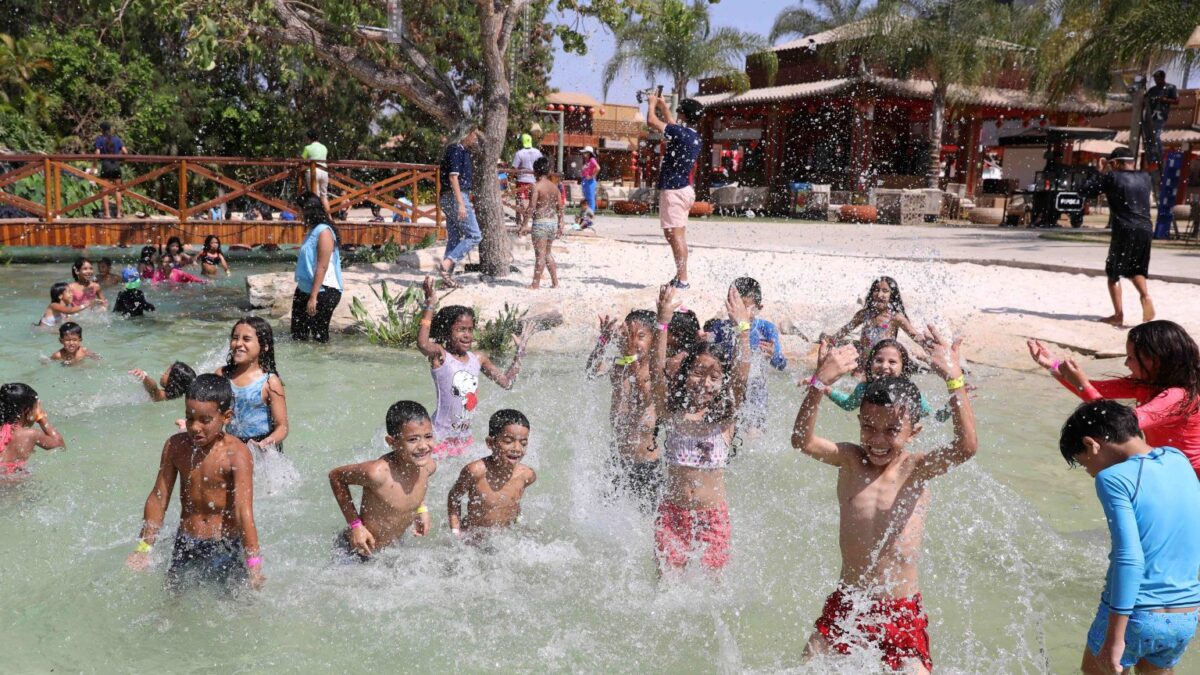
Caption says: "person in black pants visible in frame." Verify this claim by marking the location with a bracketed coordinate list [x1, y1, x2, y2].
[291, 192, 343, 343]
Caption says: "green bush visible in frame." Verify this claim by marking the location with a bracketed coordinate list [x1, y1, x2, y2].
[349, 280, 424, 348]
[475, 303, 527, 358]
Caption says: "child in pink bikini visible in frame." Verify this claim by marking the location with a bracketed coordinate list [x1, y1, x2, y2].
[0, 383, 66, 477]
[829, 276, 925, 359]
[416, 277, 529, 458]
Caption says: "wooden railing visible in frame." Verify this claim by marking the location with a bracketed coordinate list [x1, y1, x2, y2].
[0, 154, 443, 247]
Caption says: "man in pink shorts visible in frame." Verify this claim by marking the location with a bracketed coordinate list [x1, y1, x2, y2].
[647, 94, 704, 290]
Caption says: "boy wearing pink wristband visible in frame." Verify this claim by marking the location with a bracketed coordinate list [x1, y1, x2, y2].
[125, 374, 264, 592]
[328, 401, 437, 561]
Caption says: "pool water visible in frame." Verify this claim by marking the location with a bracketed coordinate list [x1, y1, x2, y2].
[0, 261, 1173, 673]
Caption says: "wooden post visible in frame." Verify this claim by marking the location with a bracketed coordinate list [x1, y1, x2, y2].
[43, 157, 54, 221]
[178, 159, 188, 232]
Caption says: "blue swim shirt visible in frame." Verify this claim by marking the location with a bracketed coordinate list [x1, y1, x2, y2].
[1096, 446, 1200, 614]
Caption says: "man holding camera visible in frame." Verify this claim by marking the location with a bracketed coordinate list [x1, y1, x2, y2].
[647, 93, 704, 290]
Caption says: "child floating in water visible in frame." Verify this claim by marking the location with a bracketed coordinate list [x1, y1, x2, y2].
[446, 409, 537, 542]
[199, 235, 231, 277]
[215, 317, 288, 452]
[822, 338, 951, 422]
[828, 276, 925, 357]
[0, 383, 66, 477]
[112, 268, 156, 318]
[1028, 319, 1200, 478]
[1058, 400, 1200, 675]
[37, 282, 84, 327]
[793, 327, 976, 674]
[585, 310, 660, 511]
[650, 284, 752, 575]
[417, 276, 529, 458]
[131, 362, 197, 402]
[708, 277, 788, 435]
[50, 322, 100, 364]
[328, 401, 436, 561]
[125, 375, 263, 592]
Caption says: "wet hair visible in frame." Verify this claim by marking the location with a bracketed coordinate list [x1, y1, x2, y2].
[1058, 400, 1142, 467]
[204, 235, 222, 253]
[49, 281, 70, 304]
[732, 276, 762, 307]
[669, 344, 737, 424]
[861, 376, 924, 423]
[864, 276, 907, 317]
[488, 408, 530, 437]
[865, 339, 918, 380]
[0, 383, 39, 425]
[385, 400, 431, 435]
[71, 257, 92, 283]
[297, 191, 339, 242]
[668, 309, 700, 353]
[624, 309, 656, 329]
[99, 257, 113, 269]
[165, 236, 184, 255]
[163, 362, 197, 400]
[138, 246, 157, 265]
[703, 318, 722, 334]
[533, 156, 550, 178]
[226, 316, 279, 377]
[431, 305, 476, 346]
[1125, 320, 1200, 417]
[59, 322, 82, 339]
[187, 374, 234, 413]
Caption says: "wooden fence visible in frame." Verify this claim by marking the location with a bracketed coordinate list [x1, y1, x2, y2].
[0, 154, 443, 247]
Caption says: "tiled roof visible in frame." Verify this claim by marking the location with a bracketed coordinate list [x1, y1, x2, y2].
[693, 78, 857, 107]
[546, 91, 600, 107]
[1113, 128, 1200, 144]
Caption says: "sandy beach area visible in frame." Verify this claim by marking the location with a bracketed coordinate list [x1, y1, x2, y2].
[247, 216, 1200, 372]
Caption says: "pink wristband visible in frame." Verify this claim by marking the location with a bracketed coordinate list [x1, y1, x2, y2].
[598, 335, 609, 346]
[245, 556, 262, 568]
[809, 375, 829, 391]
[657, 322, 669, 332]
[1051, 359, 1061, 373]
[350, 518, 363, 529]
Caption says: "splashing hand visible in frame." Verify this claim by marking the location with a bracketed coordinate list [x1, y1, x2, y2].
[129, 368, 149, 382]
[1057, 358, 1089, 391]
[656, 285, 681, 322]
[598, 315, 617, 338]
[725, 286, 752, 324]
[349, 524, 376, 555]
[413, 510, 432, 537]
[925, 324, 963, 380]
[125, 551, 151, 571]
[815, 343, 858, 384]
[1026, 339, 1056, 371]
[422, 276, 436, 303]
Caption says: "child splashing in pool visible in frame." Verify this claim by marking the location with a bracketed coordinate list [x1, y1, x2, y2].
[446, 409, 537, 543]
[793, 327, 976, 674]
[820, 338, 951, 422]
[199, 235, 231, 277]
[0, 383, 65, 478]
[417, 277, 529, 458]
[50, 322, 100, 364]
[37, 282, 84, 327]
[829, 276, 925, 357]
[67, 257, 106, 310]
[130, 362, 197, 402]
[1028, 319, 1200, 478]
[216, 317, 288, 453]
[650, 284, 752, 575]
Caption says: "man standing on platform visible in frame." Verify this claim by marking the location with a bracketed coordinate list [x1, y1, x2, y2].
[1081, 147, 1156, 326]
[646, 94, 703, 290]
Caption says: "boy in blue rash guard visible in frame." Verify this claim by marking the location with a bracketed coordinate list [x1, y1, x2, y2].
[709, 277, 786, 434]
[1059, 400, 1200, 675]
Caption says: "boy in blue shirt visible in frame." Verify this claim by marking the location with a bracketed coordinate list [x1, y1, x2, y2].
[710, 277, 786, 435]
[1059, 400, 1200, 674]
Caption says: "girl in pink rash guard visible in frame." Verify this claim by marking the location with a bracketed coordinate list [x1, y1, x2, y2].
[1028, 320, 1200, 477]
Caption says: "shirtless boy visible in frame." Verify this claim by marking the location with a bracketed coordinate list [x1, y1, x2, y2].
[447, 409, 537, 541]
[50, 322, 100, 364]
[328, 400, 437, 561]
[792, 327, 977, 673]
[586, 310, 660, 510]
[125, 375, 263, 592]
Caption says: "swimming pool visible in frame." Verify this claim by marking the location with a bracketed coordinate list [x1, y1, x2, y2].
[0, 260, 1164, 673]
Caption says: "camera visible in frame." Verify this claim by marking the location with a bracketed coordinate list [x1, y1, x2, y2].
[635, 85, 664, 104]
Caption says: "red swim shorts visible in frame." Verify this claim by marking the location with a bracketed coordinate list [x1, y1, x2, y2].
[654, 499, 730, 571]
[814, 587, 932, 672]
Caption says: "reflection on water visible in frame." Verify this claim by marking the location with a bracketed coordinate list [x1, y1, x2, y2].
[0, 261, 1175, 672]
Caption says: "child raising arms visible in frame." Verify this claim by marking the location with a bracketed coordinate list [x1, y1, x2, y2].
[792, 327, 976, 673]
[829, 276, 924, 355]
[215, 317, 288, 452]
[650, 284, 752, 575]
[418, 276, 529, 458]
[822, 338, 951, 422]
[0, 383, 66, 477]
[328, 401, 437, 560]
[446, 409, 537, 541]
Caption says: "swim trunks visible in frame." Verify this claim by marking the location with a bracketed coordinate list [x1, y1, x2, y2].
[605, 454, 662, 513]
[165, 532, 247, 592]
[530, 220, 558, 241]
[1105, 227, 1152, 281]
[333, 529, 370, 563]
[1087, 603, 1199, 669]
[815, 587, 932, 672]
[654, 499, 730, 571]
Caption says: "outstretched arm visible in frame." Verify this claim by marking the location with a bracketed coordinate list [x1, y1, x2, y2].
[828, 309, 866, 343]
[584, 315, 618, 379]
[126, 439, 178, 570]
[131, 369, 166, 402]
[416, 276, 445, 365]
[915, 326, 978, 480]
[480, 329, 529, 390]
[651, 285, 683, 416]
[446, 466, 473, 534]
[792, 343, 859, 466]
[724, 286, 754, 410]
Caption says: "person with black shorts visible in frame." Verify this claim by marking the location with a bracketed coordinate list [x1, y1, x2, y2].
[1081, 146, 1156, 326]
[93, 121, 129, 219]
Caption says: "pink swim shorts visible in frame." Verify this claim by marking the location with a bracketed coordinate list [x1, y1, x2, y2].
[659, 185, 695, 230]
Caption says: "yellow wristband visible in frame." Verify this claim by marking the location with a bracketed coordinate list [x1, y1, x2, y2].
[135, 539, 152, 554]
[614, 355, 637, 367]
[737, 321, 751, 333]
[415, 504, 428, 515]
[946, 376, 965, 392]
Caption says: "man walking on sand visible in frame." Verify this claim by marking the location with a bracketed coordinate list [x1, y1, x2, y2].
[1081, 146, 1155, 326]
[437, 129, 483, 288]
[647, 94, 703, 290]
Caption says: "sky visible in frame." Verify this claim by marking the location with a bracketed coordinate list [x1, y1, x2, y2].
[547, 0, 795, 106]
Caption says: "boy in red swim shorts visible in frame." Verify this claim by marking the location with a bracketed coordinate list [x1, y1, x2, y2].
[792, 327, 978, 673]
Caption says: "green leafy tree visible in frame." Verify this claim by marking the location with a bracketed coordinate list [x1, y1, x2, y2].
[769, 0, 868, 44]
[601, 0, 771, 99]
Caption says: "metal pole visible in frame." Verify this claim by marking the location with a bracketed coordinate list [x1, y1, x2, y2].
[536, 109, 565, 173]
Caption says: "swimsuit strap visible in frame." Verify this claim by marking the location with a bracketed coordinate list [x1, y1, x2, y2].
[0, 423, 13, 454]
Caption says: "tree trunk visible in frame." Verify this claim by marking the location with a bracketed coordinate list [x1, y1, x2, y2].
[473, 110, 513, 277]
[927, 82, 947, 190]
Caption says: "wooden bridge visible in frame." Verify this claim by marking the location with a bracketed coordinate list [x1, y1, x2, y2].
[0, 154, 444, 248]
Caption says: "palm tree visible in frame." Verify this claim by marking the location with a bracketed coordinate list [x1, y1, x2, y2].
[601, 0, 771, 100]
[856, 0, 1033, 189]
[769, 0, 869, 44]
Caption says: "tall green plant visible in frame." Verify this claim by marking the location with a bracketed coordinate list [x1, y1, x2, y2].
[475, 303, 528, 358]
[350, 280, 425, 348]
